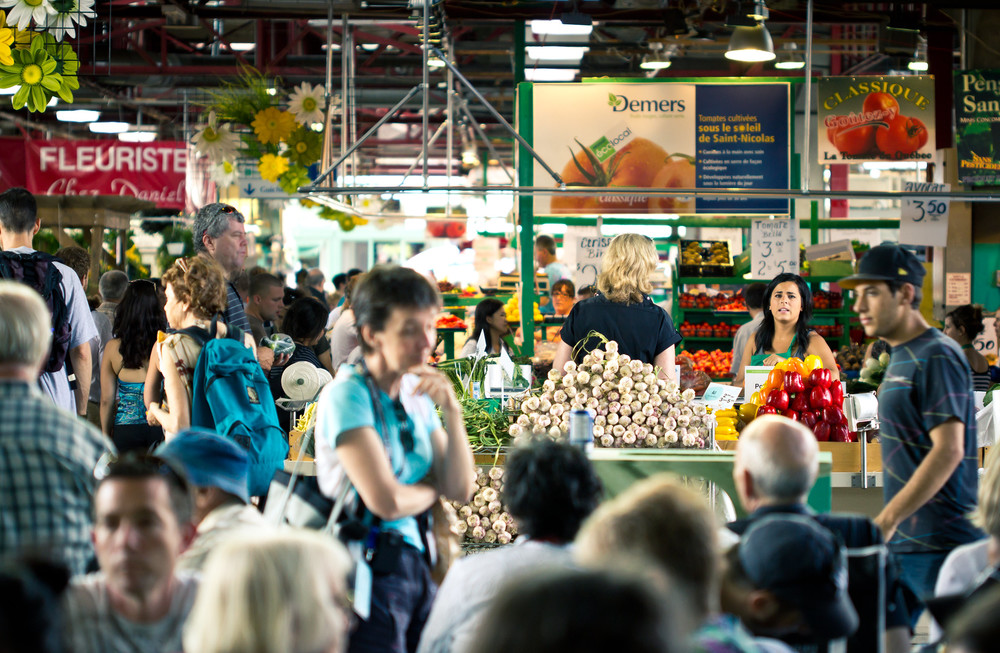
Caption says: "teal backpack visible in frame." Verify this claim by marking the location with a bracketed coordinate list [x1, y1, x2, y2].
[179, 317, 288, 497]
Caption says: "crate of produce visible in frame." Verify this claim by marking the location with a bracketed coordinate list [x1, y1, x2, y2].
[680, 240, 732, 278]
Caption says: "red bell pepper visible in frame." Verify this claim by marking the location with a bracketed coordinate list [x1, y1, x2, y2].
[757, 405, 778, 416]
[790, 393, 811, 414]
[823, 406, 847, 427]
[800, 411, 820, 430]
[766, 389, 790, 412]
[813, 421, 831, 442]
[809, 385, 832, 411]
[829, 380, 844, 407]
[809, 367, 833, 389]
[783, 371, 806, 394]
[782, 409, 800, 421]
[830, 424, 851, 442]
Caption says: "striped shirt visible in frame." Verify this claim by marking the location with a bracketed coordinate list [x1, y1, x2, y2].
[223, 282, 251, 334]
[878, 329, 983, 553]
[0, 381, 112, 574]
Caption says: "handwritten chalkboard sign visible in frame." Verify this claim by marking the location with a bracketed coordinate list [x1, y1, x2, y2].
[751, 219, 798, 280]
[901, 181, 950, 247]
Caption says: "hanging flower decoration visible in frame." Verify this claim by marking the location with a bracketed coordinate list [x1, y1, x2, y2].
[0, 12, 14, 65]
[258, 153, 289, 183]
[252, 106, 296, 145]
[277, 163, 311, 196]
[40, 34, 75, 101]
[209, 161, 238, 188]
[287, 82, 325, 126]
[285, 126, 322, 167]
[193, 111, 241, 164]
[1, 0, 55, 31]
[0, 33, 61, 112]
[43, 0, 93, 41]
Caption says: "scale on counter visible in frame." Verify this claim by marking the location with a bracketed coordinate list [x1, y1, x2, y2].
[845, 392, 879, 489]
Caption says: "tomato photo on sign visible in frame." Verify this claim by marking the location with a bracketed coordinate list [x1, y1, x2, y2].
[832, 123, 876, 156]
[862, 92, 899, 121]
[876, 115, 929, 157]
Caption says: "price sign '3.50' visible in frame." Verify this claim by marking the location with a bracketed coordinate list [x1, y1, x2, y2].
[751, 219, 798, 281]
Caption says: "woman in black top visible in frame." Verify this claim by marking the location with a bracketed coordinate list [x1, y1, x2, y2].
[553, 233, 681, 379]
[943, 304, 992, 391]
[268, 296, 330, 433]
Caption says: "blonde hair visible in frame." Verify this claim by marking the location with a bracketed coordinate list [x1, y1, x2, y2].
[575, 474, 718, 619]
[0, 281, 52, 369]
[596, 233, 657, 304]
[183, 530, 352, 653]
[974, 447, 1000, 537]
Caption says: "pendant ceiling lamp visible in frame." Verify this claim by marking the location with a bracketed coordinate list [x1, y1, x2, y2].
[726, 23, 775, 62]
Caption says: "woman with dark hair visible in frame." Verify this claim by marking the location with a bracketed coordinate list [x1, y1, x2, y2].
[314, 265, 475, 653]
[459, 298, 509, 358]
[943, 304, 991, 391]
[733, 273, 838, 386]
[269, 296, 331, 433]
[99, 279, 168, 452]
[417, 439, 603, 653]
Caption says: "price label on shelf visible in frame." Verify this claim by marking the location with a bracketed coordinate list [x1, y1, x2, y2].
[751, 219, 798, 280]
[900, 182, 950, 246]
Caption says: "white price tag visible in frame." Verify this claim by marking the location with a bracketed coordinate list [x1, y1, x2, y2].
[974, 317, 997, 358]
[743, 365, 774, 402]
[751, 219, 798, 280]
[701, 383, 743, 408]
[900, 182, 950, 246]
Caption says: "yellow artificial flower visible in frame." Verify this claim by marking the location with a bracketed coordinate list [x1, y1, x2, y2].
[258, 153, 289, 183]
[251, 106, 295, 145]
[0, 12, 15, 66]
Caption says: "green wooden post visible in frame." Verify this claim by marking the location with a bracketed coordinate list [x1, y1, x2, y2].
[518, 79, 535, 358]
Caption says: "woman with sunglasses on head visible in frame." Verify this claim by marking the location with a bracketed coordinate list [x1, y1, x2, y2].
[314, 265, 476, 653]
[144, 257, 231, 438]
[459, 298, 510, 359]
[100, 279, 168, 452]
[553, 233, 681, 380]
[732, 272, 839, 387]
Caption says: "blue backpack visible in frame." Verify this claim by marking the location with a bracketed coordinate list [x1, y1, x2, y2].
[180, 317, 288, 497]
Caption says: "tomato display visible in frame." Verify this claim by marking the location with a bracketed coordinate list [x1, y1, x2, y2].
[677, 349, 733, 379]
[435, 314, 468, 329]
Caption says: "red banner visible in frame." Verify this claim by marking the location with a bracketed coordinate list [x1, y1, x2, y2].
[0, 138, 188, 209]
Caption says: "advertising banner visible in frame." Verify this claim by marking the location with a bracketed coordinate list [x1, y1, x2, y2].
[529, 81, 790, 216]
[954, 69, 1000, 185]
[817, 76, 935, 163]
[20, 139, 188, 209]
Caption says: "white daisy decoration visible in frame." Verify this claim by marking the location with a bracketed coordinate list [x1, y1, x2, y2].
[209, 160, 238, 188]
[287, 82, 325, 126]
[1, 0, 56, 31]
[43, 0, 96, 41]
[191, 111, 241, 165]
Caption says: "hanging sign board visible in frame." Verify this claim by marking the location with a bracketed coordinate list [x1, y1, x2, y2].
[563, 227, 612, 290]
[817, 76, 935, 163]
[527, 81, 790, 216]
[954, 69, 1000, 185]
[900, 181, 950, 246]
[973, 317, 997, 358]
[751, 219, 798, 280]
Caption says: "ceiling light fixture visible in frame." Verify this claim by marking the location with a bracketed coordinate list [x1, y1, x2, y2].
[427, 55, 447, 69]
[726, 24, 775, 62]
[118, 131, 157, 143]
[640, 42, 673, 71]
[57, 109, 100, 122]
[529, 19, 593, 37]
[89, 121, 130, 134]
[908, 36, 928, 71]
[774, 42, 805, 69]
[523, 68, 578, 82]
[525, 46, 589, 62]
[747, 0, 769, 21]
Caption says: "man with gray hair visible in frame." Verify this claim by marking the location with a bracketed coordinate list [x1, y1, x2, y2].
[193, 202, 250, 334]
[728, 415, 911, 651]
[306, 267, 330, 310]
[86, 270, 129, 429]
[0, 281, 111, 575]
[0, 187, 97, 414]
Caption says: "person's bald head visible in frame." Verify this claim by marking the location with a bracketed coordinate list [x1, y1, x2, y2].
[733, 415, 819, 510]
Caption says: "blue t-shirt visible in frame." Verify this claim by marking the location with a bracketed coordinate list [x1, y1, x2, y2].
[319, 365, 439, 550]
[878, 329, 983, 553]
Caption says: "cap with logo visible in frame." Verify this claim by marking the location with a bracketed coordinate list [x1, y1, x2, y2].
[837, 244, 925, 290]
[738, 513, 859, 641]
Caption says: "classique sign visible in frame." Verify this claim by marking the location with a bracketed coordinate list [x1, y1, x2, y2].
[2, 139, 189, 209]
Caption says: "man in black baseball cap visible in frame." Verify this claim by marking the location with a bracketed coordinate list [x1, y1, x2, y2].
[839, 244, 982, 628]
[721, 514, 858, 645]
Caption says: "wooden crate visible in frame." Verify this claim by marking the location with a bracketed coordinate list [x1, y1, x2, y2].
[717, 440, 881, 473]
